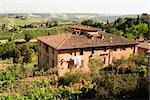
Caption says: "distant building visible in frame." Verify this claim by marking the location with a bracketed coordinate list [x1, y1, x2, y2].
[37, 25, 138, 76]
[137, 40, 150, 55]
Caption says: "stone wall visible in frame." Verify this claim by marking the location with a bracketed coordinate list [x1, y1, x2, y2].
[38, 40, 137, 76]
[38, 41, 57, 69]
[56, 45, 136, 76]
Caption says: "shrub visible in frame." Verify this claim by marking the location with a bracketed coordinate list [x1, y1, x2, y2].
[137, 65, 147, 77]
[24, 33, 33, 42]
[88, 58, 104, 72]
[129, 55, 147, 66]
[20, 44, 32, 63]
[0, 42, 16, 59]
[95, 72, 141, 99]
[58, 70, 83, 86]
[80, 83, 96, 99]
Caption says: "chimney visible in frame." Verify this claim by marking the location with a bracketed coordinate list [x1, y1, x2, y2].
[110, 37, 113, 42]
[91, 36, 94, 39]
[87, 34, 94, 39]
[102, 35, 104, 39]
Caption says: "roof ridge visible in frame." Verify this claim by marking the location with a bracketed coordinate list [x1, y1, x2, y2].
[56, 34, 72, 49]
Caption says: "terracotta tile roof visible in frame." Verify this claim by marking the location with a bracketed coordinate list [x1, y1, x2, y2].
[69, 25, 99, 32]
[37, 32, 138, 50]
[137, 41, 150, 50]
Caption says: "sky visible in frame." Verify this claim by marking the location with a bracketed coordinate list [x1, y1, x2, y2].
[0, 0, 149, 15]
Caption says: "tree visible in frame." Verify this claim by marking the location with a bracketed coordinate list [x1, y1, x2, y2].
[21, 44, 32, 63]
[24, 33, 33, 42]
[53, 20, 58, 26]
[0, 42, 16, 59]
[117, 18, 124, 25]
[81, 19, 102, 28]
[13, 47, 21, 63]
[46, 21, 52, 28]
[9, 25, 20, 33]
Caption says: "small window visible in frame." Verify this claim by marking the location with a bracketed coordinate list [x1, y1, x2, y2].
[75, 52, 76, 56]
[114, 48, 117, 51]
[80, 49, 84, 55]
[52, 60, 54, 67]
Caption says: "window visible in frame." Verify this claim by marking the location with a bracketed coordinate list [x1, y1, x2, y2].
[114, 48, 117, 51]
[100, 54, 108, 56]
[120, 47, 126, 51]
[52, 60, 54, 67]
[123, 47, 126, 50]
[75, 52, 76, 56]
[80, 49, 84, 55]
[130, 46, 133, 49]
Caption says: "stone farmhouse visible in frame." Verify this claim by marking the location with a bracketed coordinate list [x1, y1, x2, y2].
[37, 25, 138, 76]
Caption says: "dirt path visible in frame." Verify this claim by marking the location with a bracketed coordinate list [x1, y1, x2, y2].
[0, 64, 12, 70]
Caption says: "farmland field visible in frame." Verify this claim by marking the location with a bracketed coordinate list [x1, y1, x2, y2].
[13, 26, 69, 39]
[0, 16, 71, 40]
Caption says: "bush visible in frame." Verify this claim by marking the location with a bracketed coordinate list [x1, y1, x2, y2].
[137, 65, 147, 77]
[24, 33, 33, 42]
[112, 56, 126, 67]
[58, 71, 83, 86]
[0, 42, 16, 59]
[29, 42, 38, 52]
[129, 55, 147, 66]
[20, 44, 32, 63]
[80, 83, 96, 99]
[95, 72, 141, 99]
[89, 58, 104, 71]
[0, 66, 23, 88]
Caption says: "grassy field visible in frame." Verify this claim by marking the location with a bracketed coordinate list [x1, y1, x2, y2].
[0, 30, 13, 40]
[0, 17, 42, 26]
[13, 18, 33, 26]
[14, 25, 69, 39]
[0, 16, 70, 40]
[0, 25, 69, 40]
